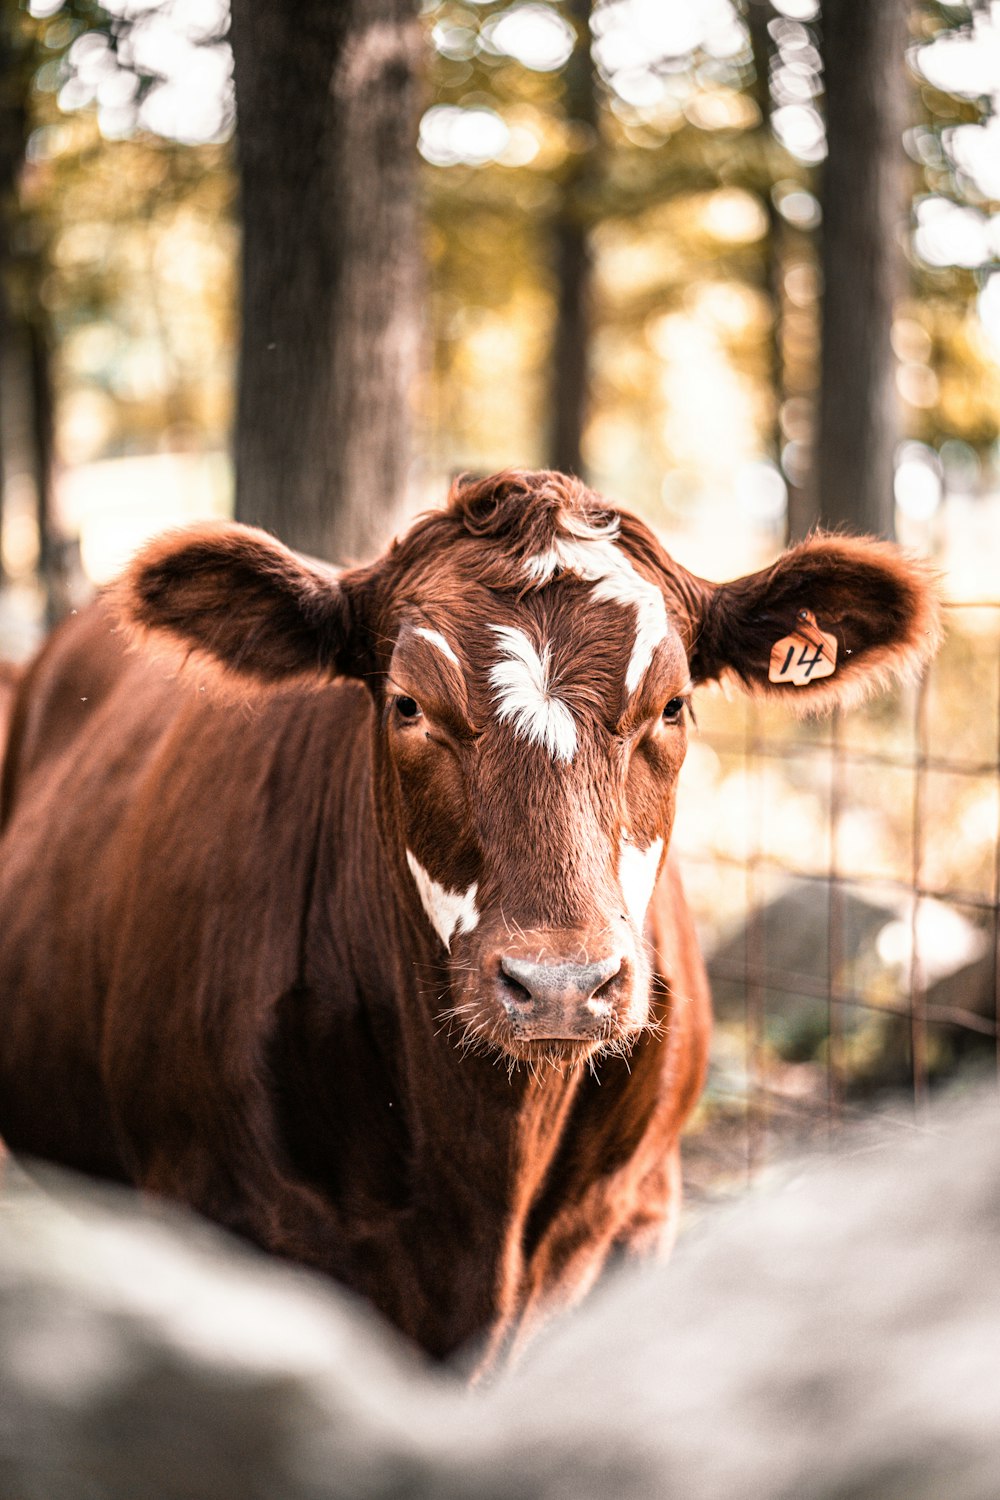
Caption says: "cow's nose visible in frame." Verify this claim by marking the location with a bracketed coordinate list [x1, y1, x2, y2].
[498, 953, 625, 1037]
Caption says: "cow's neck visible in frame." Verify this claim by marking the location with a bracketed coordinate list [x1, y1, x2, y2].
[377, 940, 593, 1356]
[294, 744, 596, 1350]
[353, 906, 588, 1235]
[401, 954, 587, 1203]
[324, 720, 586, 1211]
[290, 708, 632, 1356]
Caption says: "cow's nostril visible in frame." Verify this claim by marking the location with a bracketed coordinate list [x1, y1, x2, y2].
[498, 968, 533, 1009]
[495, 951, 630, 1041]
[499, 953, 624, 1008]
[589, 969, 621, 1011]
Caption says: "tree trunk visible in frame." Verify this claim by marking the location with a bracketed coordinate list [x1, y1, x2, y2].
[229, 0, 423, 564]
[547, 0, 596, 478]
[27, 313, 67, 626]
[816, 0, 907, 539]
[0, 295, 7, 591]
[0, 7, 21, 589]
[746, 1, 800, 537]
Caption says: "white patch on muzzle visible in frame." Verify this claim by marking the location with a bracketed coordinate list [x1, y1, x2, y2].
[406, 850, 480, 950]
[523, 537, 668, 694]
[489, 625, 578, 763]
[618, 833, 664, 931]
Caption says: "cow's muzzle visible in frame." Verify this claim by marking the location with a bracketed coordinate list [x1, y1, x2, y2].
[495, 950, 632, 1042]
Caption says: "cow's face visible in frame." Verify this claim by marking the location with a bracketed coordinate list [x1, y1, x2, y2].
[119, 471, 942, 1069]
[373, 514, 693, 1066]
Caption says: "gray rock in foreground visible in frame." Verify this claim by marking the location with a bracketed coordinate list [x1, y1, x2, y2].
[493, 1094, 1000, 1500]
[2, 1093, 1000, 1499]
[0, 1164, 446, 1500]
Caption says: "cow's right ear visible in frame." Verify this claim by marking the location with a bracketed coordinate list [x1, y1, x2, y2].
[112, 522, 377, 689]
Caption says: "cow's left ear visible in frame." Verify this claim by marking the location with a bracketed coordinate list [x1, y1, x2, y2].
[688, 535, 943, 713]
[112, 522, 380, 690]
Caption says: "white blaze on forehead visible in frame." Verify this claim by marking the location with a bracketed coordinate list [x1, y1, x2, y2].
[413, 626, 461, 669]
[559, 509, 620, 540]
[523, 536, 669, 694]
[489, 625, 579, 763]
[405, 850, 479, 950]
[618, 833, 664, 932]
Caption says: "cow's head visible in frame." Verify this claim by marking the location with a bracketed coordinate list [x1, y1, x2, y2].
[117, 471, 941, 1068]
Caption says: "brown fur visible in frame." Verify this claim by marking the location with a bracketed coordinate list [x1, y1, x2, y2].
[0, 471, 940, 1368]
[0, 661, 19, 759]
[691, 533, 944, 714]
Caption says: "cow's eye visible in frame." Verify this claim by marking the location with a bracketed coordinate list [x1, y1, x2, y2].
[395, 695, 422, 721]
[662, 697, 685, 724]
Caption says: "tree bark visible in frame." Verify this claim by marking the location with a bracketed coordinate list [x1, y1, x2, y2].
[816, 0, 908, 539]
[27, 312, 68, 625]
[547, 0, 596, 478]
[0, 295, 7, 590]
[229, 0, 423, 564]
[746, 0, 801, 537]
[0, 6, 22, 589]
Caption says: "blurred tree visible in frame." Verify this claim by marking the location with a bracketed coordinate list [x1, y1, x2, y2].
[420, 1, 803, 522]
[815, 0, 909, 540]
[745, 0, 794, 532]
[0, 4, 17, 584]
[229, 0, 423, 563]
[548, 0, 595, 477]
[0, 0, 61, 615]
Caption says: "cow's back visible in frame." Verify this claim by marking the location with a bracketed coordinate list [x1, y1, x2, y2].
[1, 606, 140, 819]
[0, 602, 373, 1179]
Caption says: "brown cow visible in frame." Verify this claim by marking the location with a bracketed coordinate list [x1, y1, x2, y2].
[0, 661, 19, 751]
[0, 471, 940, 1366]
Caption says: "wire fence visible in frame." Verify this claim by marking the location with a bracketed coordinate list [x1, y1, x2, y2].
[678, 599, 1000, 1194]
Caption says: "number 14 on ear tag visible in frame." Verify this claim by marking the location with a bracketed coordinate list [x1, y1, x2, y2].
[769, 609, 838, 686]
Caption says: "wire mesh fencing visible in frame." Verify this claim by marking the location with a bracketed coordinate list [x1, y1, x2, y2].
[676, 598, 1000, 1197]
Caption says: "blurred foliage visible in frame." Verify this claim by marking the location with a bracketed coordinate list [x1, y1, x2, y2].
[28, 113, 234, 463]
[0, 0, 994, 548]
[422, 0, 791, 516]
[419, 0, 1000, 533]
[12, 0, 234, 470]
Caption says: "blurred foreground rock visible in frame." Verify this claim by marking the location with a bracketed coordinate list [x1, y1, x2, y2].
[3, 1092, 1000, 1499]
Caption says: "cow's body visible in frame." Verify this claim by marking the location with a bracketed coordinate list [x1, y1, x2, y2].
[0, 471, 939, 1364]
[0, 593, 708, 1361]
[0, 662, 18, 753]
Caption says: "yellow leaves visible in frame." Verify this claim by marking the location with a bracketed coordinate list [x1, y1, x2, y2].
[690, 282, 771, 339]
[698, 188, 769, 245]
[903, 297, 1000, 444]
[594, 229, 683, 302]
[683, 89, 761, 133]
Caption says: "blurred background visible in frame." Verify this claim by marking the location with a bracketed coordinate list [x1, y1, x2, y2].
[0, 0, 997, 1188]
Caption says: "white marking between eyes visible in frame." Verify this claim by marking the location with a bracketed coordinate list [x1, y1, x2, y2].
[414, 626, 461, 669]
[405, 850, 479, 950]
[523, 537, 668, 694]
[618, 833, 664, 931]
[489, 625, 578, 763]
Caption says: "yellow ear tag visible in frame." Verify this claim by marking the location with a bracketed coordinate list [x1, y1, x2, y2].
[768, 609, 838, 686]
